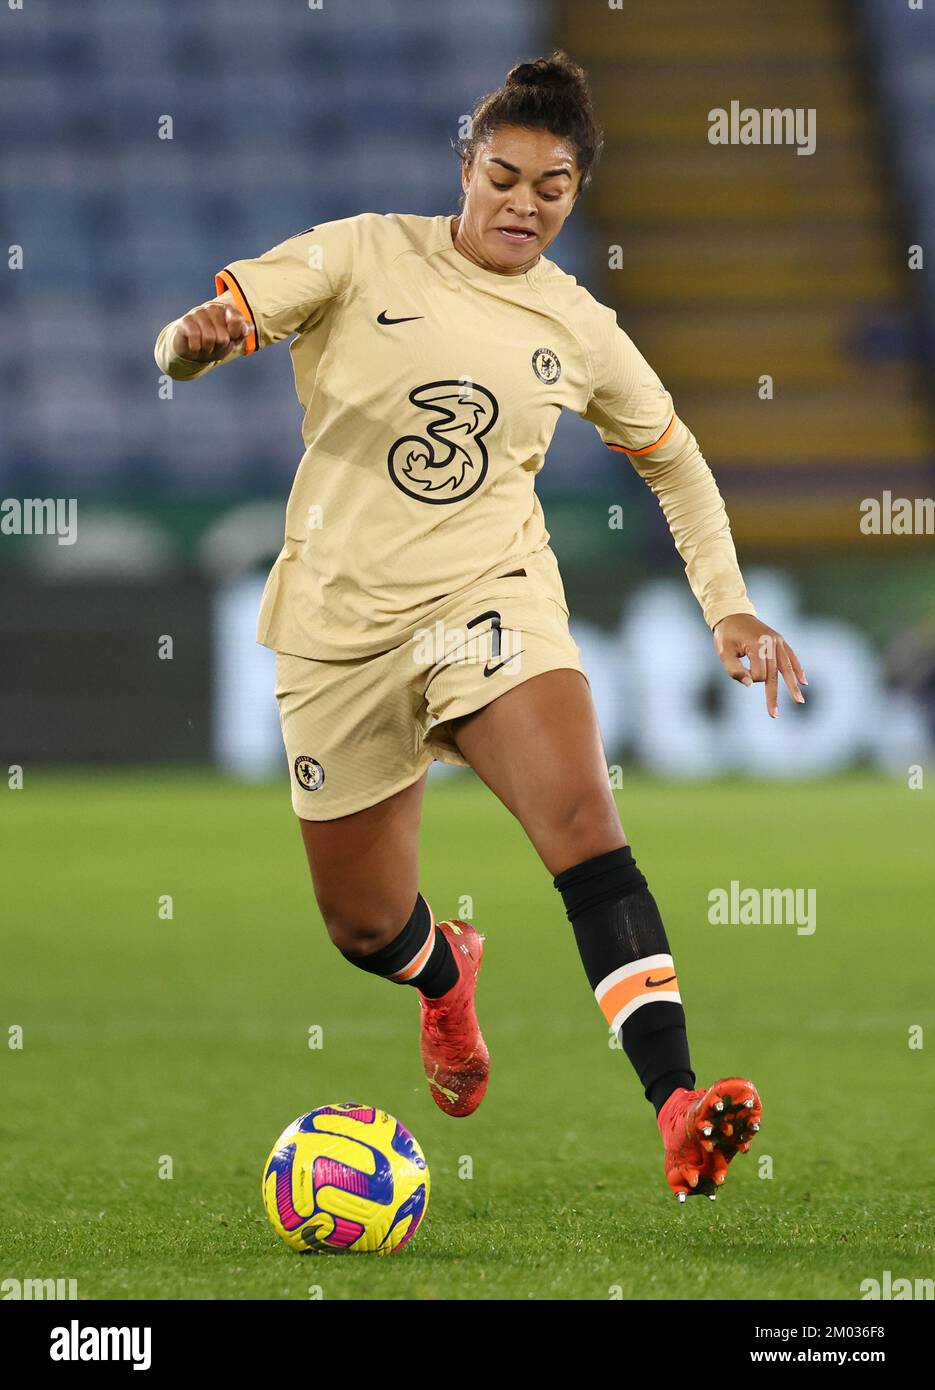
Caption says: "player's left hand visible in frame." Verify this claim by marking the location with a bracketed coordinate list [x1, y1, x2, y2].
[712, 614, 807, 718]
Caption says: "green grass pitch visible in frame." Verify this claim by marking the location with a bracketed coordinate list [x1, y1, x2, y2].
[1, 768, 932, 1300]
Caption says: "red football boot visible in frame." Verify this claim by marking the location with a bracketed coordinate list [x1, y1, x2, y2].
[417, 919, 489, 1118]
[658, 1077, 762, 1201]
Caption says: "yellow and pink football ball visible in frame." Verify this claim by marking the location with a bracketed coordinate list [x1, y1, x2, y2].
[262, 1102, 430, 1254]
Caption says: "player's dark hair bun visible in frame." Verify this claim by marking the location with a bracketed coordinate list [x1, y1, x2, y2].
[458, 50, 603, 194]
[506, 55, 587, 91]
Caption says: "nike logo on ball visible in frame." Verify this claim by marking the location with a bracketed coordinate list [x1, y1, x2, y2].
[645, 974, 677, 987]
[377, 311, 424, 325]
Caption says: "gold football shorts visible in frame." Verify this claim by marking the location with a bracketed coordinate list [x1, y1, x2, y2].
[274, 551, 586, 819]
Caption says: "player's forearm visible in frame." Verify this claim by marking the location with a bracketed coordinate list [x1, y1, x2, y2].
[631, 417, 757, 629]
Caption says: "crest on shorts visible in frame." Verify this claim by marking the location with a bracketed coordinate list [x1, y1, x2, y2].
[532, 347, 561, 384]
[294, 755, 325, 792]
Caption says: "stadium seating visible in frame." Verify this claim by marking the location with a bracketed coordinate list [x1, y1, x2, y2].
[1, 0, 609, 507]
[555, 0, 935, 549]
[2, 0, 931, 555]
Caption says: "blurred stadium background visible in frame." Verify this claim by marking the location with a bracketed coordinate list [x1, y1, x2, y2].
[1, 0, 934, 778]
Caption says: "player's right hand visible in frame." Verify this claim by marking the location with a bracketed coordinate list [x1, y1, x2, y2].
[172, 304, 255, 362]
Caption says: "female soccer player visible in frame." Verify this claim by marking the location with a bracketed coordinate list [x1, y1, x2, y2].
[155, 53, 805, 1201]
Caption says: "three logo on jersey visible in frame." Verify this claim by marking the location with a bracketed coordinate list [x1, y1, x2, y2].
[379, 311, 560, 506]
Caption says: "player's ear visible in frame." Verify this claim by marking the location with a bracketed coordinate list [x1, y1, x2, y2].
[460, 155, 472, 196]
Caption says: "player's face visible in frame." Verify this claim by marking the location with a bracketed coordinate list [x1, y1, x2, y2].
[458, 125, 580, 274]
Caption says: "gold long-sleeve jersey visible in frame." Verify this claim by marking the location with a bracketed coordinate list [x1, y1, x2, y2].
[154, 212, 756, 658]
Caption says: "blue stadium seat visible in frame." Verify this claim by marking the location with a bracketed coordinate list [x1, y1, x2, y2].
[0, 0, 557, 496]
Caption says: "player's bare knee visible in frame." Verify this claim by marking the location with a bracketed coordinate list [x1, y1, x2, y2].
[317, 897, 413, 955]
[545, 787, 622, 857]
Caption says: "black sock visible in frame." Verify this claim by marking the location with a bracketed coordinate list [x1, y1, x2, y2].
[339, 894, 458, 998]
[554, 846, 695, 1114]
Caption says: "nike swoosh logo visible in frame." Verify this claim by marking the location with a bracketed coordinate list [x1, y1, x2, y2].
[645, 974, 677, 988]
[376, 311, 424, 325]
[483, 651, 524, 677]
